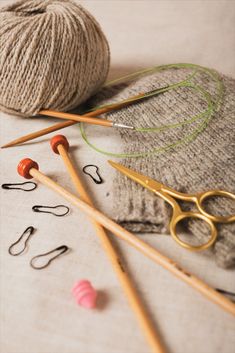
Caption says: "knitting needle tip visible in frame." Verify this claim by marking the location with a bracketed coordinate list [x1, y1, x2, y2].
[1, 140, 20, 148]
[1, 143, 11, 149]
[112, 122, 135, 130]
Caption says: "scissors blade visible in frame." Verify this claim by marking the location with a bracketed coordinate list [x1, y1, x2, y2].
[108, 160, 163, 192]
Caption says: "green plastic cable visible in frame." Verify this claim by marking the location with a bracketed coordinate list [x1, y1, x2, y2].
[79, 63, 224, 158]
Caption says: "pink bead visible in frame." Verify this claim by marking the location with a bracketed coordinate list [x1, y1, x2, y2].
[72, 280, 97, 309]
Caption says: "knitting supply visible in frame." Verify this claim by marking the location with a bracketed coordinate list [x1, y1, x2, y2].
[40, 110, 134, 130]
[8, 226, 35, 256]
[82, 165, 103, 184]
[17, 158, 235, 316]
[72, 280, 97, 309]
[1, 181, 37, 191]
[17, 158, 39, 179]
[32, 205, 69, 217]
[1, 87, 161, 149]
[109, 161, 235, 251]
[0, 0, 110, 117]
[30, 245, 69, 270]
[50, 134, 70, 154]
[107, 68, 235, 268]
[80, 63, 224, 158]
[1, 63, 223, 151]
[51, 135, 165, 353]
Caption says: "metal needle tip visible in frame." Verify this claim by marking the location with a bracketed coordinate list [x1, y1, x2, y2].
[112, 122, 135, 130]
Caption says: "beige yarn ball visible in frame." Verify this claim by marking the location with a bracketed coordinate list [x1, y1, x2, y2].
[0, 0, 110, 117]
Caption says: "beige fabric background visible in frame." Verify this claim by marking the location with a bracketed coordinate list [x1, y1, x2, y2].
[0, 1, 235, 353]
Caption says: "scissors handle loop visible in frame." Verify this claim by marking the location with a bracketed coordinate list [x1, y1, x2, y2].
[170, 211, 217, 251]
[196, 190, 235, 223]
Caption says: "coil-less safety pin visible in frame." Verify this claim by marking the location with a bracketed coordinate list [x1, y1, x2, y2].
[30, 245, 69, 270]
[82, 164, 103, 184]
[8, 226, 35, 256]
[32, 205, 69, 216]
[2, 181, 37, 191]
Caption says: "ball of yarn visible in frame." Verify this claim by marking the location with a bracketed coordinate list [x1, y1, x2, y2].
[0, 0, 110, 117]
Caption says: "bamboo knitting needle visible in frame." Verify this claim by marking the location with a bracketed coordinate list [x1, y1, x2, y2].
[17, 158, 235, 317]
[39, 110, 134, 129]
[50, 135, 166, 353]
[2, 90, 151, 149]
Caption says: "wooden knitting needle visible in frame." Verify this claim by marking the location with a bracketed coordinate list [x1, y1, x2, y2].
[39, 110, 134, 129]
[17, 158, 235, 317]
[2, 89, 151, 149]
[50, 135, 166, 353]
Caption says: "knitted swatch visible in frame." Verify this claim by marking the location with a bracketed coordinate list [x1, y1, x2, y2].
[87, 67, 235, 269]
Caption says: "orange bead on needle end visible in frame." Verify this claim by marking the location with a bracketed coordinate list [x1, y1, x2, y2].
[50, 135, 70, 154]
[17, 158, 39, 179]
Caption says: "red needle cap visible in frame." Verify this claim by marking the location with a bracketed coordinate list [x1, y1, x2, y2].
[50, 135, 69, 154]
[17, 158, 39, 179]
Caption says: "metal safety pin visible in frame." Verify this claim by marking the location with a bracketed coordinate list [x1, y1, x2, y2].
[82, 165, 103, 184]
[32, 205, 70, 217]
[8, 226, 35, 256]
[2, 181, 37, 191]
[30, 245, 69, 270]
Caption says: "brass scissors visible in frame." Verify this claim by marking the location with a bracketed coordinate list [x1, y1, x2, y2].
[109, 161, 235, 251]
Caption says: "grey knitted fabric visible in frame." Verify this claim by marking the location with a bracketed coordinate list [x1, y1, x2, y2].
[88, 67, 235, 269]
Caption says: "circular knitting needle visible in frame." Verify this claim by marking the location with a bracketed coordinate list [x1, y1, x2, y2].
[1, 90, 147, 148]
[50, 135, 165, 353]
[40, 110, 134, 129]
[17, 158, 235, 317]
